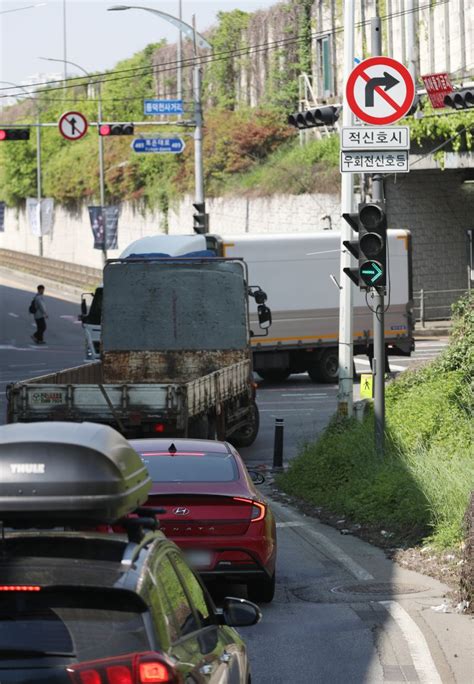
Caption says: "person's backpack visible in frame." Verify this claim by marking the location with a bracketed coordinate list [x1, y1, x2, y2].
[28, 297, 37, 315]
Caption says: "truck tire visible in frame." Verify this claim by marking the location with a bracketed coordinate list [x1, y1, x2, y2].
[308, 348, 339, 384]
[230, 402, 260, 448]
[188, 415, 209, 439]
[257, 369, 290, 383]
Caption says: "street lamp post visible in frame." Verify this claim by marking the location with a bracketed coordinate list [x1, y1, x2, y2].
[40, 57, 107, 260]
[0, 81, 43, 256]
[108, 4, 211, 232]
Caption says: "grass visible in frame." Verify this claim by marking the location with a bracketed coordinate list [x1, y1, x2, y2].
[276, 294, 474, 550]
[220, 134, 340, 197]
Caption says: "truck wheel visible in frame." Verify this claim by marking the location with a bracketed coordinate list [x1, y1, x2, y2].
[257, 369, 290, 383]
[230, 402, 260, 448]
[188, 415, 209, 439]
[308, 348, 339, 384]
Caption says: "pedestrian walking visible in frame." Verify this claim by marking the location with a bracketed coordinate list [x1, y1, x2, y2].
[30, 284, 48, 345]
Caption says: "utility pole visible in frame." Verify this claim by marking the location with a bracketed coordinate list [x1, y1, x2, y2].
[177, 0, 183, 121]
[337, 0, 355, 418]
[36, 107, 43, 257]
[192, 14, 206, 231]
[97, 80, 107, 263]
[371, 16, 385, 455]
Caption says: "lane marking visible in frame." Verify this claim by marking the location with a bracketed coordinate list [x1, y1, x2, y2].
[280, 393, 328, 397]
[276, 521, 306, 528]
[379, 601, 442, 683]
[355, 359, 407, 372]
[8, 312, 19, 318]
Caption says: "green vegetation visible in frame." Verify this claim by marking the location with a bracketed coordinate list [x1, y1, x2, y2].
[276, 293, 474, 549]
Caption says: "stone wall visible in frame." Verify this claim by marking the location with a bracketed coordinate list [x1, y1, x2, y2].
[0, 192, 340, 268]
[386, 169, 473, 318]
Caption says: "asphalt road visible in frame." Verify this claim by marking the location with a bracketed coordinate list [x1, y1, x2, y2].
[1, 272, 469, 683]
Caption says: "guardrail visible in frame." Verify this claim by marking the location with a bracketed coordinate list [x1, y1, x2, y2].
[0, 249, 102, 289]
[413, 288, 470, 326]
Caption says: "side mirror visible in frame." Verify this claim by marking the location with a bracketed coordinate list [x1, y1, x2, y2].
[218, 597, 262, 627]
[258, 304, 272, 329]
[81, 298, 88, 317]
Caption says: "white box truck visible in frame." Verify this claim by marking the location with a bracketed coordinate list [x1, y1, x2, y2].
[80, 231, 414, 382]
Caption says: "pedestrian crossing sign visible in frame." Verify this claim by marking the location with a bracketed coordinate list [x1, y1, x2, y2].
[360, 373, 374, 398]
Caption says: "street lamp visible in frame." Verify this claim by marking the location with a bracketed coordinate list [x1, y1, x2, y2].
[108, 4, 211, 232]
[40, 56, 107, 261]
[0, 81, 43, 257]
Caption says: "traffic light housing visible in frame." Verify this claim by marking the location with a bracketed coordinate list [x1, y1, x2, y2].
[98, 123, 135, 136]
[443, 89, 474, 110]
[342, 202, 387, 289]
[288, 106, 340, 129]
[0, 128, 30, 141]
[193, 202, 209, 234]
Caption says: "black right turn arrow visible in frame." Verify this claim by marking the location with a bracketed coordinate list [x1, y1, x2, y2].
[365, 72, 399, 107]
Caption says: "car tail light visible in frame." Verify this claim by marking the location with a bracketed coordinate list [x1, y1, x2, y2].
[233, 497, 266, 522]
[153, 423, 165, 433]
[67, 652, 180, 684]
[0, 585, 41, 591]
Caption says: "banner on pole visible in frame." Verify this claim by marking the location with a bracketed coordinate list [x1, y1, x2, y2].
[26, 198, 54, 236]
[0, 202, 5, 232]
[88, 205, 120, 250]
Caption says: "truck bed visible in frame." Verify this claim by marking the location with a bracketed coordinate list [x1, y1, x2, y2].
[6, 360, 251, 432]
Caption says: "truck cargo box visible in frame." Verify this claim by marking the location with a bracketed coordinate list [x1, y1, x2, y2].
[0, 422, 151, 524]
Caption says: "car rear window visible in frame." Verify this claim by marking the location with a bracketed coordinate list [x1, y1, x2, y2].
[0, 591, 152, 662]
[140, 452, 238, 482]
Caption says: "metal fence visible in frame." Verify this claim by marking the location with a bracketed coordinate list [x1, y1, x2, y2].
[413, 288, 470, 326]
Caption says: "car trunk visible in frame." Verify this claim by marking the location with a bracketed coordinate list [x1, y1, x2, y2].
[145, 494, 254, 537]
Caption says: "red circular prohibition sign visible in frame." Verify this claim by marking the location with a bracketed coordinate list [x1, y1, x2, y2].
[346, 56, 415, 125]
[58, 111, 88, 141]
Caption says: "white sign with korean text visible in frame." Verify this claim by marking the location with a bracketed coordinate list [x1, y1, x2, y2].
[341, 126, 410, 150]
[340, 150, 409, 174]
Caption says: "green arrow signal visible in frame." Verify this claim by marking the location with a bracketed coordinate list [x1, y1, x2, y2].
[361, 261, 383, 284]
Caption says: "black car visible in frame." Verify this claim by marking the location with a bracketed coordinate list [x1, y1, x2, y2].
[0, 422, 261, 684]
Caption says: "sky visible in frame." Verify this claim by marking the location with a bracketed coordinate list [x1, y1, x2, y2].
[0, 0, 276, 93]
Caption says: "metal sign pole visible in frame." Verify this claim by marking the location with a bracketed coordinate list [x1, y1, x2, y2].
[192, 15, 206, 230]
[371, 16, 385, 456]
[338, 0, 355, 418]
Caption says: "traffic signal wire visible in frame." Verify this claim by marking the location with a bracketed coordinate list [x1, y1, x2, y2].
[0, 0, 451, 101]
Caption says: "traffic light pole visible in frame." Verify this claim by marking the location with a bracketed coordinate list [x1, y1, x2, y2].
[192, 15, 206, 232]
[338, 0, 355, 418]
[97, 80, 107, 263]
[36, 107, 43, 257]
[371, 16, 385, 455]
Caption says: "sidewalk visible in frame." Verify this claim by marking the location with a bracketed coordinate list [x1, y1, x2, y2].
[414, 319, 452, 338]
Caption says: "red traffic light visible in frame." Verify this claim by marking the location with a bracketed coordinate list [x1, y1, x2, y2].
[98, 123, 134, 136]
[0, 128, 30, 141]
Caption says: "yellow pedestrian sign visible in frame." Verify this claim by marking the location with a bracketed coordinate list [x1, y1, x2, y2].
[360, 373, 374, 398]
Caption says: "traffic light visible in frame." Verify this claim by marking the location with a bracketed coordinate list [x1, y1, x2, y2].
[98, 123, 135, 136]
[443, 89, 474, 110]
[342, 211, 361, 286]
[288, 106, 340, 129]
[0, 128, 30, 141]
[342, 202, 387, 289]
[193, 202, 209, 234]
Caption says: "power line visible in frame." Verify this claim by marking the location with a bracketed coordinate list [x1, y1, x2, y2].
[0, 0, 451, 100]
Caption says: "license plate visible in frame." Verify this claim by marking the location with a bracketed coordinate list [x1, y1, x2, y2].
[184, 550, 212, 568]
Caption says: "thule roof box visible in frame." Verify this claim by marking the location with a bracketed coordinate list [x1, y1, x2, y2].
[0, 422, 151, 524]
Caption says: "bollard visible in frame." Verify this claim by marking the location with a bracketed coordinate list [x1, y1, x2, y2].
[272, 418, 284, 472]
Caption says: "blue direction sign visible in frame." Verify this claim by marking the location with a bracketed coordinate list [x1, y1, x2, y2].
[131, 137, 186, 154]
[144, 99, 183, 115]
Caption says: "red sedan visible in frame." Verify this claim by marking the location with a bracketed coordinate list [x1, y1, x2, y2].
[130, 437, 277, 603]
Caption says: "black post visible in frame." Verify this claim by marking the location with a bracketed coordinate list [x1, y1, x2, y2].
[272, 418, 284, 472]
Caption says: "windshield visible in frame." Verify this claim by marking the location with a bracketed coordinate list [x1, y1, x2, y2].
[139, 452, 238, 482]
[0, 591, 151, 662]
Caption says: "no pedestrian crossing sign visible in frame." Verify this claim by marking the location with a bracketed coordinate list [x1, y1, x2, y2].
[346, 57, 415, 125]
